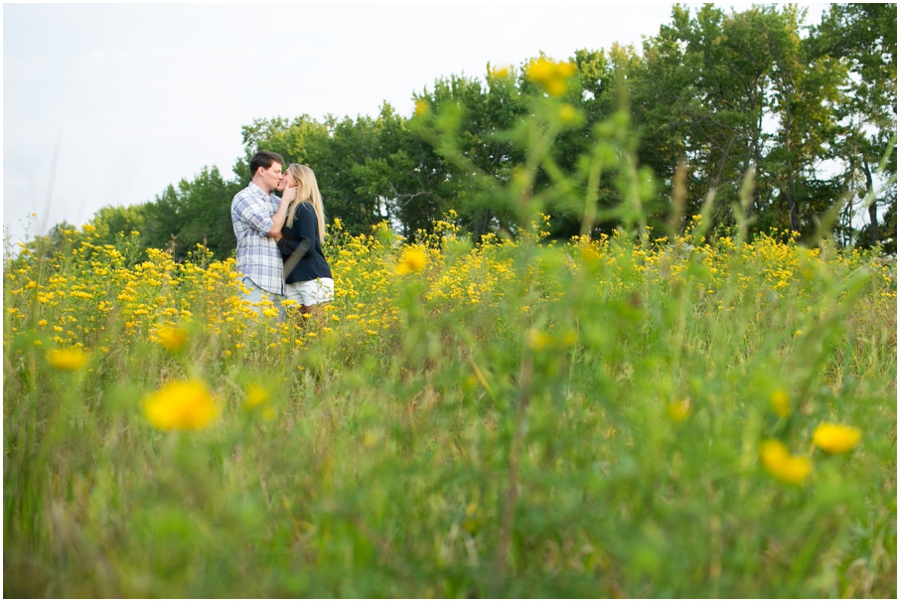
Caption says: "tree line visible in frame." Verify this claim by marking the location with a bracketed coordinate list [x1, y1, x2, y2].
[38, 3, 899, 259]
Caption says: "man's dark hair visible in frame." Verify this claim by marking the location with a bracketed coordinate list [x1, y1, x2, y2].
[249, 151, 284, 178]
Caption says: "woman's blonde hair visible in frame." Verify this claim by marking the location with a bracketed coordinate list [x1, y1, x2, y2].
[284, 164, 326, 243]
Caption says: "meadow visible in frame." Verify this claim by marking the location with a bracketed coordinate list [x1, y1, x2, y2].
[4, 64, 897, 597]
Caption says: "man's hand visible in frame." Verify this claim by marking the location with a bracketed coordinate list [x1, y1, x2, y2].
[268, 186, 296, 237]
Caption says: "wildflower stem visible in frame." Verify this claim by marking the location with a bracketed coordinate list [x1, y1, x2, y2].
[493, 342, 534, 594]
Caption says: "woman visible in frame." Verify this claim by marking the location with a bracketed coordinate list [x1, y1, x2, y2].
[273, 164, 334, 322]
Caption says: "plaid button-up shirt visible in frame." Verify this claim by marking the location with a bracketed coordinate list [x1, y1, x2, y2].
[231, 182, 284, 295]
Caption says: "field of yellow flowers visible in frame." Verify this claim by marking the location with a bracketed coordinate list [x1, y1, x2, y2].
[3, 211, 896, 597]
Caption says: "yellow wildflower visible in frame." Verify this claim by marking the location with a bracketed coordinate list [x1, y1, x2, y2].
[813, 424, 862, 454]
[490, 64, 510, 79]
[415, 98, 430, 117]
[363, 429, 382, 448]
[157, 326, 189, 353]
[397, 247, 427, 275]
[143, 379, 218, 431]
[559, 103, 577, 122]
[526, 57, 555, 83]
[47, 347, 88, 371]
[244, 384, 270, 409]
[526, 328, 551, 352]
[525, 57, 577, 97]
[667, 399, 691, 422]
[769, 390, 791, 418]
[759, 439, 811, 485]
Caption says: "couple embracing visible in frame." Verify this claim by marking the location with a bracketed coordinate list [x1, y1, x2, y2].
[231, 150, 334, 323]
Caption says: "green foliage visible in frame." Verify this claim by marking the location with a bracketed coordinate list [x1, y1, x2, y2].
[141, 166, 242, 259]
[813, 3, 898, 251]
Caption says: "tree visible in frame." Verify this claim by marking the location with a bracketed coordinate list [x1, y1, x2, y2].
[814, 3, 897, 250]
[411, 69, 529, 239]
[631, 4, 856, 241]
[141, 166, 241, 259]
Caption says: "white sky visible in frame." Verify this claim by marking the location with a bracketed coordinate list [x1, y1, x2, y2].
[3, 2, 829, 246]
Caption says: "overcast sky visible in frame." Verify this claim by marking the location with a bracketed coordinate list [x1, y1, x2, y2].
[3, 2, 828, 245]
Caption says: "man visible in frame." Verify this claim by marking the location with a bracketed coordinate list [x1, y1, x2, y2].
[231, 150, 294, 317]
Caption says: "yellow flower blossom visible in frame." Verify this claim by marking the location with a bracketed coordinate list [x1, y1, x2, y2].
[245, 384, 270, 409]
[526, 328, 551, 352]
[769, 390, 791, 418]
[143, 379, 218, 431]
[667, 399, 691, 422]
[157, 326, 189, 353]
[47, 347, 88, 371]
[525, 57, 577, 96]
[759, 439, 811, 485]
[490, 64, 511, 79]
[397, 247, 427, 275]
[363, 429, 382, 448]
[813, 424, 862, 454]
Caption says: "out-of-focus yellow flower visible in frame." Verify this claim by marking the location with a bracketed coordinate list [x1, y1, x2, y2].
[526, 57, 555, 82]
[397, 247, 427, 275]
[759, 439, 811, 485]
[769, 389, 791, 418]
[667, 399, 691, 422]
[244, 384, 270, 409]
[545, 78, 567, 97]
[363, 429, 381, 448]
[525, 57, 577, 97]
[415, 98, 430, 117]
[559, 330, 578, 347]
[490, 64, 511, 79]
[559, 103, 577, 122]
[526, 328, 552, 352]
[47, 347, 88, 371]
[143, 379, 218, 431]
[157, 326, 189, 353]
[813, 424, 862, 454]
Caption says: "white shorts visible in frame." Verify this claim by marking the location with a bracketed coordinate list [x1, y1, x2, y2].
[284, 277, 335, 306]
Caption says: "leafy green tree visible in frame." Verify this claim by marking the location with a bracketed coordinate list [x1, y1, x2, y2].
[411, 69, 529, 239]
[142, 166, 241, 259]
[350, 103, 448, 238]
[760, 4, 847, 239]
[814, 3, 897, 250]
[631, 4, 865, 242]
[89, 205, 148, 247]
